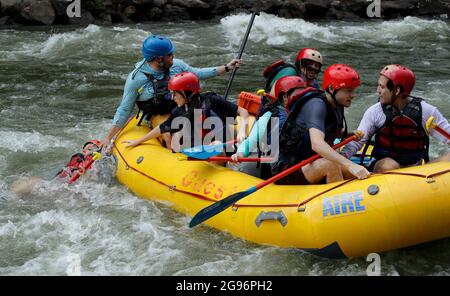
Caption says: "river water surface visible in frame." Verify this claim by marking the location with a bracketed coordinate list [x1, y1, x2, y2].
[0, 13, 449, 275]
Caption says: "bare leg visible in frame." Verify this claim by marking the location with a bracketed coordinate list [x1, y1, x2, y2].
[373, 157, 400, 173]
[341, 165, 356, 180]
[430, 152, 450, 163]
[302, 158, 344, 184]
[162, 132, 172, 150]
[10, 177, 42, 196]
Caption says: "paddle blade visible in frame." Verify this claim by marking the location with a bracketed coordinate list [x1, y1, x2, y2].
[180, 143, 225, 160]
[189, 187, 256, 228]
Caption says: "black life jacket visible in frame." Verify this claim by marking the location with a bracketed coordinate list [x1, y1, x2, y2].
[252, 100, 288, 179]
[193, 94, 214, 142]
[255, 100, 288, 145]
[272, 90, 346, 175]
[176, 92, 225, 147]
[135, 70, 176, 126]
[372, 97, 429, 165]
[262, 60, 298, 92]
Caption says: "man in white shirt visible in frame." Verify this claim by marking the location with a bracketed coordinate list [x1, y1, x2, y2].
[342, 64, 450, 173]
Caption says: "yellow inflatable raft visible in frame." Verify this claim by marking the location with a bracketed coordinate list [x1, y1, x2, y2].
[112, 116, 450, 258]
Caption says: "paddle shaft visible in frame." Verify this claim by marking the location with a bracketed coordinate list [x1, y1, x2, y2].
[254, 136, 356, 190]
[67, 158, 95, 184]
[187, 156, 273, 162]
[433, 124, 450, 140]
[223, 12, 258, 100]
[67, 151, 101, 184]
[427, 116, 450, 140]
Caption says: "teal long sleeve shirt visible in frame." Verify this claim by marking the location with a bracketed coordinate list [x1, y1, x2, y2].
[236, 111, 273, 157]
[112, 58, 219, 127]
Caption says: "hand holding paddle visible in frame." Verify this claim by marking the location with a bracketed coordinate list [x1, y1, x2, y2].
[223, 12, 259, 100]
[256, 89, 276, 101]
[426, 116, 450, 140]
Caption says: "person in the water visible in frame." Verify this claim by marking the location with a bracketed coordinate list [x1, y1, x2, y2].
[10, 140, 102, 196]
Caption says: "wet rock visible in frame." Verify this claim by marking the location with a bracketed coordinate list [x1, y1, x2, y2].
[68, 9, 95, 25]
[210, 0, 244, 16]
[145, 6, 163, 20]
[413, 0, 448, 16]
[326, 0, 366, 19]
[124, 5, 137, 18]
[0, 0, 20, 11]
[304, 0, 332, 17]
[161, 4, 190, 20]
[94, 12, 112, 25]
[382, 0, 417, 11]
[152, 0, 167, 7]
[0, 0, 24, 23]
[84, 0, 106, 13]
[380, 0, 418, 18]
[1, 0, 450, 25]
[20, 0, 56, 25]
[50, 0, 70, 17]
[277, 0, 306, 18]
[170, 0, 209, 9]
[0, 15, 11, 25]
[326, 7, 361, 20]
[129, 0, 154, 4]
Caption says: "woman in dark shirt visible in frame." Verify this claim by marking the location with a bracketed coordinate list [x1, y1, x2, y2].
[122, 72, 249, 151]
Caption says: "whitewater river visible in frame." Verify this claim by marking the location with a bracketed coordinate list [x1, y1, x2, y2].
[0, 13, 449, 275]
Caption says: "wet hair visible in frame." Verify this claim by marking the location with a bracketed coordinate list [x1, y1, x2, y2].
[386, 79, 404, 94]
[185, 92, 202, 120]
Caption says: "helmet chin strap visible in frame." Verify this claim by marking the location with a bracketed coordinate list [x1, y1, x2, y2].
[181, 91, 195, 105]
[327, 88, 342, 107]
[388, 87, 403, 107]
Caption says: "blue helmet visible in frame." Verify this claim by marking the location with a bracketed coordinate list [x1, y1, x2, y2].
[141, 35, 175, 61]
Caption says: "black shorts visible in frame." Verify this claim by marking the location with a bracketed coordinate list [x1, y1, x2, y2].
[275, 168, 310, 185]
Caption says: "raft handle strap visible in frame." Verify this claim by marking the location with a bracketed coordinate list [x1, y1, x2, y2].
[255, 211, 288, 227]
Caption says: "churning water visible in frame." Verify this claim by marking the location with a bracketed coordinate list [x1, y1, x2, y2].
[0, 13, 449, 275]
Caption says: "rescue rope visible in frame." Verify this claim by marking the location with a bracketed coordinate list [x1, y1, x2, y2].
[232, 168, 450, 209]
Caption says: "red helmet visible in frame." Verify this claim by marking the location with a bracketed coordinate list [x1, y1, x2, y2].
[380, 64, 415, 95]
[322, 64, 361, 91]
[295, 48, 323, 66]
[273, 76, 307, 100]
[83, 140, 101, 149]
[168, 72, 200, 94]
